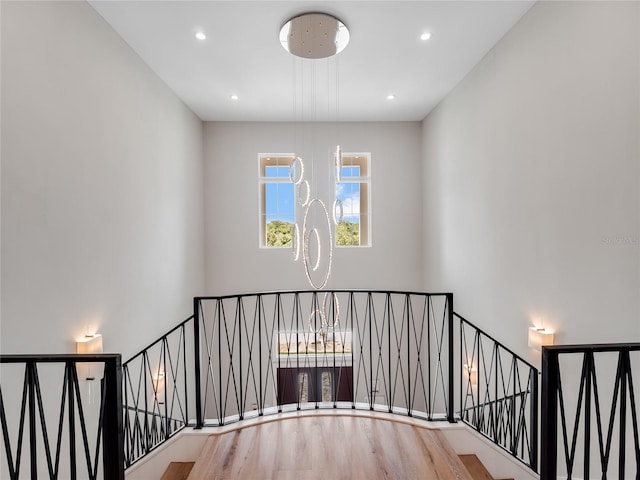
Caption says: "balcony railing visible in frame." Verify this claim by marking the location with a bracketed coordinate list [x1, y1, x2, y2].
[541, 343, 640, 479]
[458, 313, 538, 471]
[193, 291, 455, 425]
[0, 354, 124, 480]
[122, 316, 194, 467]
[189, 291, 538, 471]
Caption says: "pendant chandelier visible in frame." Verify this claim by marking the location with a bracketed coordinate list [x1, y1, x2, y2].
[279, 12, 350, 334]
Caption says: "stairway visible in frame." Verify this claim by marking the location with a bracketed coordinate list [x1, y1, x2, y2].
[458, 454, 513, 480]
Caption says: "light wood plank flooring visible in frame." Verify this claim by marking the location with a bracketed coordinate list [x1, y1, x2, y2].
[187, 415, 474, 480]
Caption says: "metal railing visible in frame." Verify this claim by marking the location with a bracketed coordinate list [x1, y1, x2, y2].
[0, 354, 124, 480]
[541, 343, 640, 479]
[118, 290, 540, 473]
[458, 313, 539, 471]
[193, 291, 455, 426]
[122, 316, 194, 467]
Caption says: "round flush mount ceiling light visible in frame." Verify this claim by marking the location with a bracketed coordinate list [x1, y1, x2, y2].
[230, 94, 239, 101]
[420, 32, 432, 41]
[387, 94, 396, 100]
[195, 31, 206, 40]
[280, 12, 350, 59]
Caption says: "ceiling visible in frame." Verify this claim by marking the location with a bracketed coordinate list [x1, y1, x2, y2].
[88, 1, 535, 122]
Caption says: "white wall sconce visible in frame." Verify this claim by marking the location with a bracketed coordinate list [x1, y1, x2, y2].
[76, 334, 103, 380]
[76, 333, 103, 353]
[528, 327, 554, 351]
[152, 371, 166, 405]
[76, 333, 103, 404]
[463, 364, 478, 387]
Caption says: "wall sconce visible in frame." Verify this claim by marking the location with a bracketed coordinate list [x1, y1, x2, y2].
[463, 364, 478, 387]
[528, 327, 554, 351]
[76, 333, 103, 378]
[76, 333, 103, 404]
[152, 371, 166, 405]
[76, 333, 103, 353]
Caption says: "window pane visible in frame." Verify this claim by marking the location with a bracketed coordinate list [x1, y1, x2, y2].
[265, 165, 290, 178]
[336, 181, 361, 246]
[260, 154, 296, 248]
[341, 166, 360, 178]
[266, 220, 293, 247]
[339, 183, 360, 222]
[335, 154, 369, 247]
[336, 220, 359, 246]
[264, 184, 279, 216]
[265, 183, 294, 222]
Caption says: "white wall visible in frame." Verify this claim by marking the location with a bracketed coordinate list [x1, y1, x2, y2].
[204, 121, 423, 294]
[422, 0, 640, 363]
[1, 0, 205, 358]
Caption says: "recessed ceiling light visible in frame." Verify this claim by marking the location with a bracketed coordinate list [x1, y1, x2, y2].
[231, 94, 239, 101]
[195, 32, 206, 40]
[387, 94, 396, 100]
[420, 32, 432, 41]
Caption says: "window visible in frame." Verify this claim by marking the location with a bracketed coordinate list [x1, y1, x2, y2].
[335, 154, 370, 246]
[259, 154, 295, 247]
[259, 152, 370, 248]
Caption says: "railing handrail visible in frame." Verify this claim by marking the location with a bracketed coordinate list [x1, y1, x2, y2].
[541, 342, 640, 479]
[455, 313, 539, 372]
[194, 289, 453, 301]
[542, 342, 640, 354]
[123, 316, 194, 366]
[0, 353, 120, 363]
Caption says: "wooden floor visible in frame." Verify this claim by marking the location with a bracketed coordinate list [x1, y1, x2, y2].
[186, 415, 474, 480]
